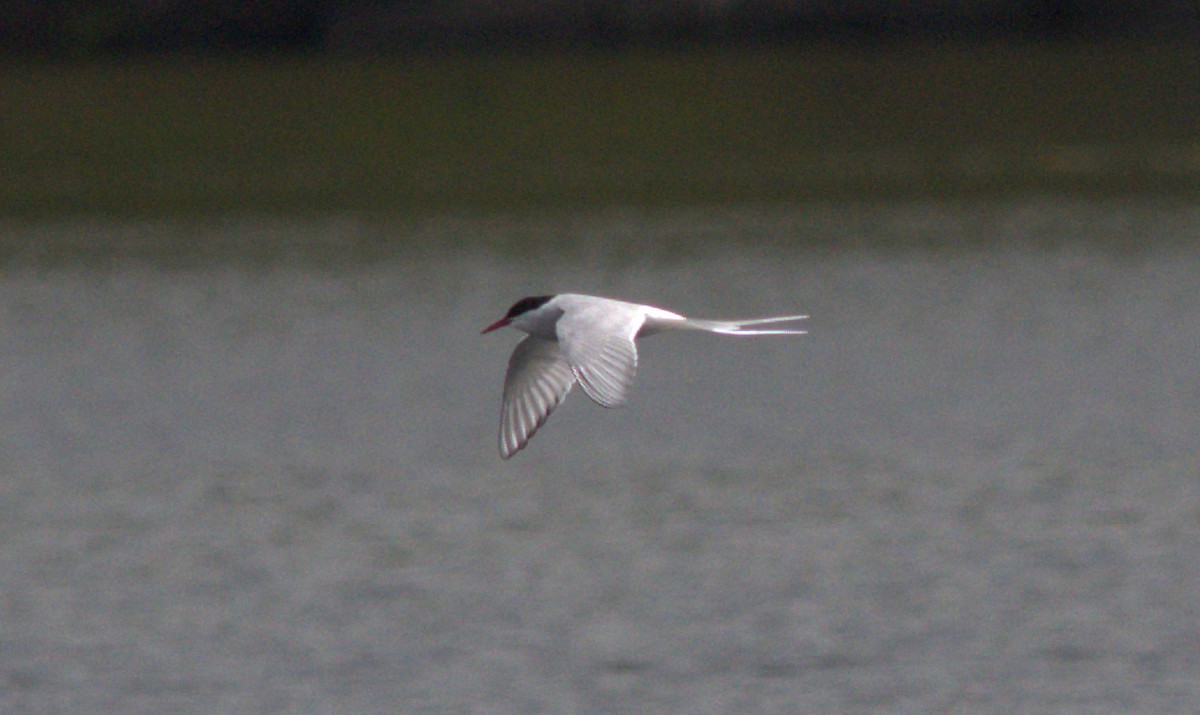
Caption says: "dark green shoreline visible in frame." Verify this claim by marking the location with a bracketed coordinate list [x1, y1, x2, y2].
[3, 40, 1197, 217]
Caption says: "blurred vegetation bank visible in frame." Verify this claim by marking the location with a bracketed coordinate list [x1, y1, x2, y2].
[0, 1, 1197, 217]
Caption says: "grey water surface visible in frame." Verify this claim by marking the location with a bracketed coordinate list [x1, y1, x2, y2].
[2, 201, 1198, 713]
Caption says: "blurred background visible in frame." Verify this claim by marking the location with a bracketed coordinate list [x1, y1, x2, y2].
[1, 2, 1199, 713]
[2, 0, 1198, 217]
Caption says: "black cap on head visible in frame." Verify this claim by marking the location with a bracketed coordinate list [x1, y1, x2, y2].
[506, 295, 553, 319]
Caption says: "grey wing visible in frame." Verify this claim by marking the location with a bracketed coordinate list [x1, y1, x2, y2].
[555, 306, 644, 408]
[499, 335, 576, 459]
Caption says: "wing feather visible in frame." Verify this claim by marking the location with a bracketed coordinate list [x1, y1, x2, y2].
[555, 306, 643, 408]
[499, 336, 576, 458]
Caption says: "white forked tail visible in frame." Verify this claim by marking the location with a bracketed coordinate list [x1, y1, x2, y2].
[682, 314, 809, 335]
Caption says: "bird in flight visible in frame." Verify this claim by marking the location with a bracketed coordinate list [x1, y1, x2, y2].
[482, 294, 807, 458]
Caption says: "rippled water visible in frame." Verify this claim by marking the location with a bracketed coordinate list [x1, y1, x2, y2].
[2, 200, 1198, 713]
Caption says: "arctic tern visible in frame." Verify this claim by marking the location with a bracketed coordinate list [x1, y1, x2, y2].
[482, 294, 807, 458]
